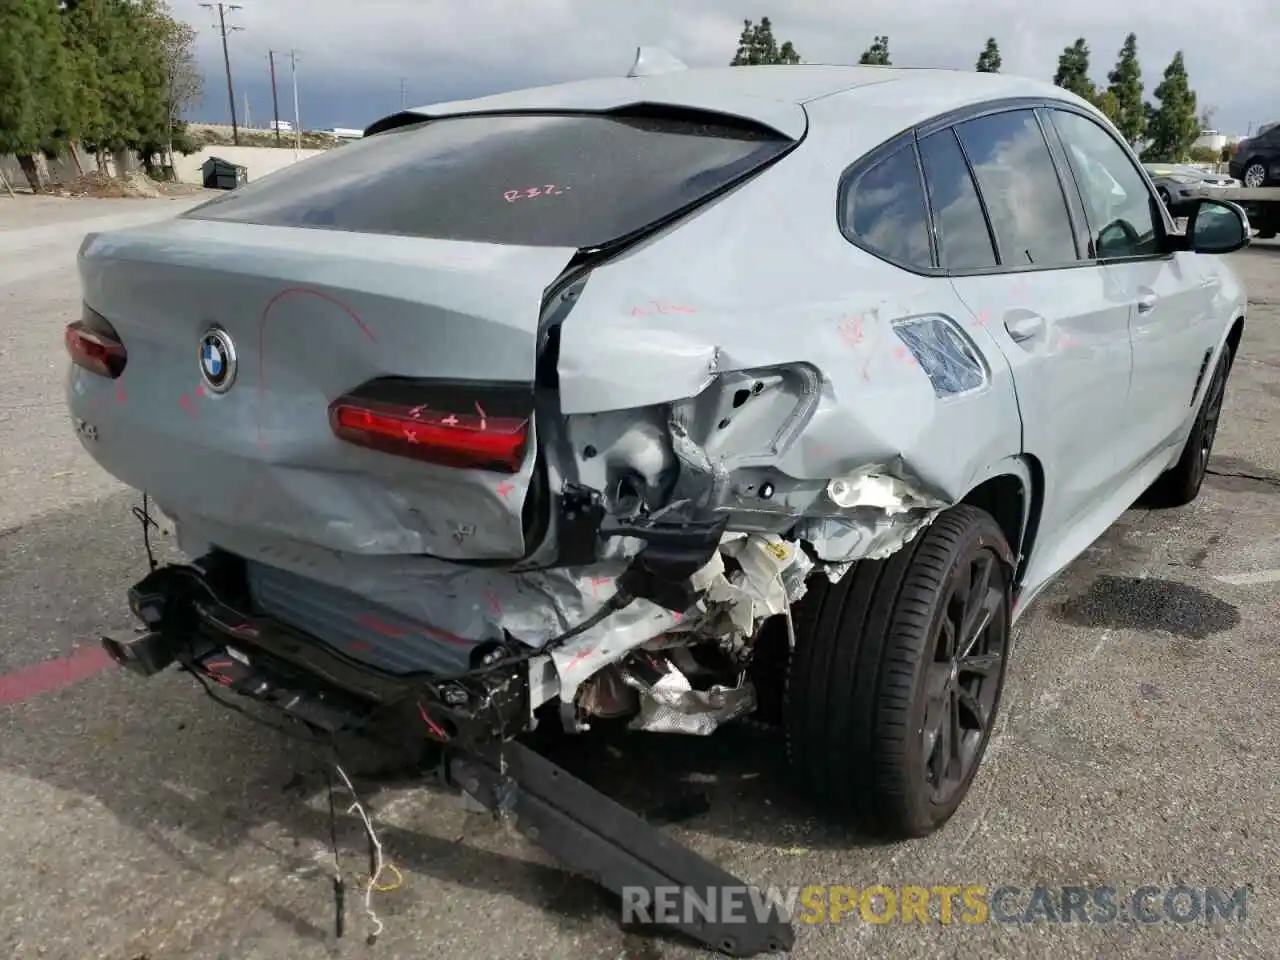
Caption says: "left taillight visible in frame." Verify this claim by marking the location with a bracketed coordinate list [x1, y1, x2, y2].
[65, 305, 127, 379]
[329, 379, 533, 474]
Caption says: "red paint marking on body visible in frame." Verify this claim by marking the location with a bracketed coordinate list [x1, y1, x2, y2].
[422, 626, 472, 647]
[565, 646, 595, 671]
[354, 614, 407, 638]
[0, 646, 114, 706]
[496, 480, 515, 499]
[503, 185, 567, 202]
[257, 287, 376, 449]
[179, 393, 198, 417]
[838, 315, 864, 346]
[115, 383, 127, 405]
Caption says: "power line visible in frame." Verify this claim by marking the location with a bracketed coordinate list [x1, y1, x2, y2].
[268, 48, 302, 155]
[199, 3, 245, 145]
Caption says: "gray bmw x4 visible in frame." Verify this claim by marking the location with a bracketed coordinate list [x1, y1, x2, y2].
[65, 58, 1248, 954]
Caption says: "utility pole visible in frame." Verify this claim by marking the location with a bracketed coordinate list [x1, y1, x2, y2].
[289, 49, 301, 156]
[399, 77, 407, 109]
[200, 3, 244, 145]
[268, 50, 282, 145]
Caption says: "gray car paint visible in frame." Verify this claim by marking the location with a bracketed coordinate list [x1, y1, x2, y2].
[67, 65, 1246, 712]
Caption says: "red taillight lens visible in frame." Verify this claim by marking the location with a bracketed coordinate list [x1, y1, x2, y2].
[65, 307, 127, 378]
[330, 395, 530, 473]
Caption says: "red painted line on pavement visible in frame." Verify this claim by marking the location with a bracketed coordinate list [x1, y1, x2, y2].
[0, 645, 114, 706]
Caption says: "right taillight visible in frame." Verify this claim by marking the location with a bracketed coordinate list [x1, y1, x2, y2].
[329, 379, 533, 473]
[65, 305, 127, 379]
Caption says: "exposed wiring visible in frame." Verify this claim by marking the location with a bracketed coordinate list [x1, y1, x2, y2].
[132, 493, 159, 571]
[417, 702, 451, 741]
[326, 767, 346, 939]
[333, 762, 397, 944]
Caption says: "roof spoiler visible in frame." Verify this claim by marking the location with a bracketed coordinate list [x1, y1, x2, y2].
[626, 46, 688, 78]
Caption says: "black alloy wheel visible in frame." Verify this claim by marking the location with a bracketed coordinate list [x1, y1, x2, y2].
[785, 504, 1015, 839]
[920, 546, 1007, 806]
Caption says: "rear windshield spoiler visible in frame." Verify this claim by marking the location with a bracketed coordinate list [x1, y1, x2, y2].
[365, 100, 807, 142]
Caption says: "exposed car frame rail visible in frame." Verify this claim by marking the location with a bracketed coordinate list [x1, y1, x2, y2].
[102, 561, 796, 957]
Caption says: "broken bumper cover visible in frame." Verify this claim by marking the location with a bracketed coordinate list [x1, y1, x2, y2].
[103, 561, 796, 957]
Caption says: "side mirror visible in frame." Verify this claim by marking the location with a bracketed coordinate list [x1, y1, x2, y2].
[1187, 198, 1251, 254]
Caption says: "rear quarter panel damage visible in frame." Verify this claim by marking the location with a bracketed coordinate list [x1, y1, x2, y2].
[555, 132, 1024, 565]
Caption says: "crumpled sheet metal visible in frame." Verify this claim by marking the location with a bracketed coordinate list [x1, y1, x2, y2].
[550, 531, 811, 700]
[177, 471, 932, 708]
[178, 515, 817, 704]
[621, 667, 757, 736]
[797, 465, 950, 563]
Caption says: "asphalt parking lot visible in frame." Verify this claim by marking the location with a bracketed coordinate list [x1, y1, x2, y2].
[2, 196, 1279, 960]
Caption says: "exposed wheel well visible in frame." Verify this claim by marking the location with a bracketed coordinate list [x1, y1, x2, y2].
[961, 461, 1043, 587]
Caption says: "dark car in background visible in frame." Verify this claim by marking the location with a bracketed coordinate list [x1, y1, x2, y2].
[1230, 124, 1280, 187]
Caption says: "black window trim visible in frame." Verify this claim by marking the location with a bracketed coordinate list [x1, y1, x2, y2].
[837, 95, 1179, 279]
[932, 126, 1003, 267]
[1039, 104, 1178, 266]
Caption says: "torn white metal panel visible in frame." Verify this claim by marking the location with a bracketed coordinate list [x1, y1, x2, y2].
[795, 511, 940, 564]
[623, 668, 756, 736]
[796, 464, 950, 563]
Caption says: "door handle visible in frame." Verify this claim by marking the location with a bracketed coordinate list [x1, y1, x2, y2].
[1004, 313, 1046, 344]
[1136, 292, 1157, 314]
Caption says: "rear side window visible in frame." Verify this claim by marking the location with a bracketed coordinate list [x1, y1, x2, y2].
[840, 144, 933, 269]
[917, 129, 997, 270]
[185, 113, 792, 248]
[954, 110, 1079, 267]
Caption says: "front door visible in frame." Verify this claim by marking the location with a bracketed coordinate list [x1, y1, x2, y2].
[1045, 107, 1220, 470]
[919, 110, 1133, 584]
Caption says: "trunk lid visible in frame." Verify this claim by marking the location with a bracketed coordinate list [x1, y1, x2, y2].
[69, 108, 797, 569]
[72, 218, 575, 560]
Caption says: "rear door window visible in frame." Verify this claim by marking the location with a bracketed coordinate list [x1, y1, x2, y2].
[839, 144, 933, 269]
[185, 112, 792, 249]
[954, 109, 1080, 267]
[917, 129, 998, 270]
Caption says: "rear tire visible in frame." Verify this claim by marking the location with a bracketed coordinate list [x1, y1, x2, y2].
[784, 505, 1014, 840]
[1143, 345, 1232, 508]
[1243, 160, 1268, 188]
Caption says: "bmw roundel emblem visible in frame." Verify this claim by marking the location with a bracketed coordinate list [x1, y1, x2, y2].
[198, 326, 237, 393]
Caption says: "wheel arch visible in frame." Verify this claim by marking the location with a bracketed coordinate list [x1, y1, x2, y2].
[1226, 314, 1245, 360]
[960, 454, 1044, 589]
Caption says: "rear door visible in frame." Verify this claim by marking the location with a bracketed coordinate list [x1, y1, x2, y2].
[931, 108, 1134, 578]
[1045, 106, 1220, 467]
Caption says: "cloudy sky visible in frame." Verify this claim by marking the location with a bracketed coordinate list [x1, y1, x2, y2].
[174, 0, 1275, 136]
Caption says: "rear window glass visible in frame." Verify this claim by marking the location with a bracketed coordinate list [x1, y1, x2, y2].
[186, 113, 792, 249]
